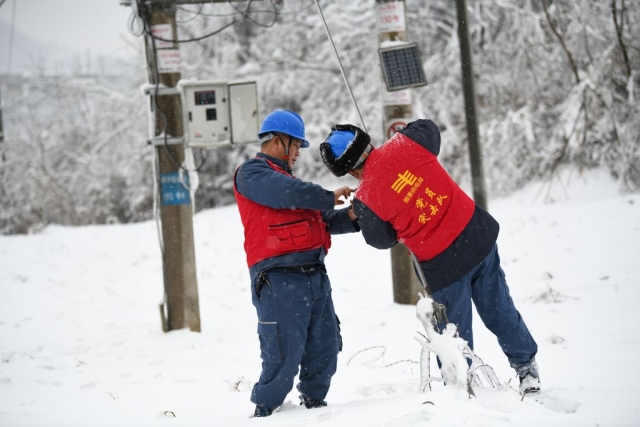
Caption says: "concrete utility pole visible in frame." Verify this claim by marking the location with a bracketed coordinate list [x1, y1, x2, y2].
[142, 2, 201, 332]
[376, 0, 422, 305]
[456, 0, 488, 209]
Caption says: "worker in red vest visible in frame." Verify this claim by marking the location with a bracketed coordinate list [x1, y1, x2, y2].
[320, 119, 540, 395]
[234, 110, 359, 417]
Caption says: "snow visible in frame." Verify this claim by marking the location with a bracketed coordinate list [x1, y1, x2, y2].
[1, 168, 640, 426]
[415, 296, 470, 392]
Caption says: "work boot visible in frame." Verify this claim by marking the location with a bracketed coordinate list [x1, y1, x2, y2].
[516, 359, 540, 395]
[253, 405, 273, 417]
[519, 372, 541, 395]
[299, 394, 328, 409]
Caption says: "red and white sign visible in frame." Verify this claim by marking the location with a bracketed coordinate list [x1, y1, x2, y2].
[386, 120, 408, 139]
[151, 24, 174, 48]
[377, 2, 406, 33]
[382, 88, 412, 106]
[157, 49, 181, 73]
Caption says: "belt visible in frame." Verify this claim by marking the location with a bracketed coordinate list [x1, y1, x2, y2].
[255, 263, 326, 296]
[266, 263, 326, 274]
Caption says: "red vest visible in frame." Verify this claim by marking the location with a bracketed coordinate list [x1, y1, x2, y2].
[356, 133, 475, 261]
[234, 158, 331, 267]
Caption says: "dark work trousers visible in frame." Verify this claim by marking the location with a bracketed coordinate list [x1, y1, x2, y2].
[250, 268, 341, 410]
[431, 244, 538, 372]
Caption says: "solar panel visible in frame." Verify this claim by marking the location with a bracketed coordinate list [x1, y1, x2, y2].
[379, 43, 428, 91]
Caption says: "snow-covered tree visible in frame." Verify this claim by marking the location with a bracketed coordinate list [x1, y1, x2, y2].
[1, 0, 638, 234]
[177, 0, 639, 196]
[0, 73, 150, 233]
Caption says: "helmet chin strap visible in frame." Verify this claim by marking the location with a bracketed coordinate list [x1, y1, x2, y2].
[353, 143, 373, 169]
[279, 135, 293, 162]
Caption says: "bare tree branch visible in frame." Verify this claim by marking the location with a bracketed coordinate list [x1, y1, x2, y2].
[542, 0, 581, 84]
[611, 0, 632, 78]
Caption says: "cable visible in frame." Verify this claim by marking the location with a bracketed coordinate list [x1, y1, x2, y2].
[313, 0, 367, 132]
[177, 0, 313, 18]
[263, 0, 316, 16]
[175, 3, 204, 23]
[152, 145, 165, 257]
[141, 0, 309, 43]
[176, 4, 237, 18]
[227, 0, 277, 28]
[128, 8, 145, 36]
[144, 17, 239, 43]
[129, 0, 316, 47]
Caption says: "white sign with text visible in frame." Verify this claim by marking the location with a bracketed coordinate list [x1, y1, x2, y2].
[151, 24, 174, 48]
[382, 88, 412, 106]
[377, 2, 406, 33]
[157, 49, 181, 73]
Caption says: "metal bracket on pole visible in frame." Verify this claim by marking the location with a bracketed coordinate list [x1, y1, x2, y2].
[149, 137, 185, 146]
[142, 85, 181, 97]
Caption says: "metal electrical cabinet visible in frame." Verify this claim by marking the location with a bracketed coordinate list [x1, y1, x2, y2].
[179, 80, 258, 148]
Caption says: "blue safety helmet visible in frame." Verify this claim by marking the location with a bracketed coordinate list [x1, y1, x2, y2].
[325, 129, 356, 157]
[257, 110, 310, 148]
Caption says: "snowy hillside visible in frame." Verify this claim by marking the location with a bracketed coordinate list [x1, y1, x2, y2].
[1, 168, 639, 427]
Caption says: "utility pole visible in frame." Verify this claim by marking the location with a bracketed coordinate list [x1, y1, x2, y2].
[376, 0, 422, 305]
[456, 0, 488, 209]
[141, 1, 201, 332]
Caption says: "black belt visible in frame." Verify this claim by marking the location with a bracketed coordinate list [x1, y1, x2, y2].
[266, 263, 326, 274]
[255, 264, 326, 296]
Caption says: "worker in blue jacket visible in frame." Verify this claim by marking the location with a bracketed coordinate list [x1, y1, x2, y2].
[234, 110, 359, 417]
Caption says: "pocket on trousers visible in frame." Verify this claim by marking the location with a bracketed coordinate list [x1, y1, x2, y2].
[257, 321, 281, 364]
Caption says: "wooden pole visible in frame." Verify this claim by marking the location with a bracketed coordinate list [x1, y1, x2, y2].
[144, 2, 201, 332]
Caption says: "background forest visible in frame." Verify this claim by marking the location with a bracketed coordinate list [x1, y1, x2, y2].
[1, 0, 638, 234]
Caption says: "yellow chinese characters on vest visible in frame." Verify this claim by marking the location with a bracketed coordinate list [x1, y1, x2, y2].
[391, 169, 449, 225]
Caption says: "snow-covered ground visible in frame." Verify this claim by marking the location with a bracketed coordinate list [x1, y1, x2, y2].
[1, 168, 639, 426]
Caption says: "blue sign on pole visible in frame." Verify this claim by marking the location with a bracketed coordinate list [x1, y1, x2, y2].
[160, 172, 191, 206]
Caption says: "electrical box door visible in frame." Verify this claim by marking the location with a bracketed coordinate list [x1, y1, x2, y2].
[229, 81, 259, 144]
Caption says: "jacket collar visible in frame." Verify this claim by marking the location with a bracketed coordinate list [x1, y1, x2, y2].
[256, 152, 292, 174]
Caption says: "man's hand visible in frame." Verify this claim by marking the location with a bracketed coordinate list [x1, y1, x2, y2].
[333, 186, 354, 206]
[348, 207, 358, 221]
